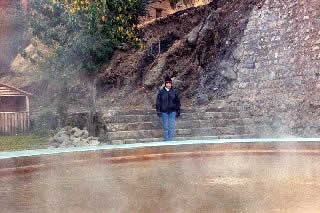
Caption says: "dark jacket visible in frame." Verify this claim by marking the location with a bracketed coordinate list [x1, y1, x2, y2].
[156, 87, 181, 114]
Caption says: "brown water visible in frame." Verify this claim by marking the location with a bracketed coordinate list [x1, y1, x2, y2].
[1, 154, 320, 213]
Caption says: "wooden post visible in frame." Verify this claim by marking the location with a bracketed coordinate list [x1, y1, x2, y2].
[4, 113, 7, 135]
[11, 113, 13, 135]
[1, 113, 3, 134]
[1, 113, 3, 135]
[26, 96, 30, 129]
[17, 112, 21, 132]
[20, 112, 24, 132]
[8, 113, 11, 135]
[14, 112, 17, 134]
[0, 113, 2, 134]
[23, 112, 26, 131]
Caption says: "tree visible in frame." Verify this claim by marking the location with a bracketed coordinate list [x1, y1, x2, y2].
[25, 0, 149, 135]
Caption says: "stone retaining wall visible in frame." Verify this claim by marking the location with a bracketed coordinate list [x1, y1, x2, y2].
[228, 0, 320, 137]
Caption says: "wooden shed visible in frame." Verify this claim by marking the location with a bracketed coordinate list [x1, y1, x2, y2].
[0, 83, 32, 135]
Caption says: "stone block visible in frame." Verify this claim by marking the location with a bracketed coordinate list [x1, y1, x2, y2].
[88, 140, 100, 146]
[196, 93, 209, 105]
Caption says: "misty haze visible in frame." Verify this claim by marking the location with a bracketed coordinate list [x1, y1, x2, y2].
[1, 0, 320, 212]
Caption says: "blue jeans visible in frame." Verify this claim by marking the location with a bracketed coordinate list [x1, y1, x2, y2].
[161, 112, 176, 141]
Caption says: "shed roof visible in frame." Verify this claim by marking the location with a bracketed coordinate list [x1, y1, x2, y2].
[0, 83, 32, 96]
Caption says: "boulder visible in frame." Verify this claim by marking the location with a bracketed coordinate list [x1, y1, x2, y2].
[219, 60, 237, 80]
[71, 127, 82, 137]
[79, 139, 89, 147]
[53, 134, 69, 144]
[143, 57, 167, 88]
[196, 93, 209, 105]
[88, 140, 100, 146]
[71, 138, 81, 146]
[185, 25, 200, 46]
[49, 126, 101, 148]
[82, 130, 89, 138]
[171, 77, 184, 91]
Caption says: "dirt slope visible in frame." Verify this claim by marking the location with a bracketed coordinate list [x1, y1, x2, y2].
[97, 0, 264, 110]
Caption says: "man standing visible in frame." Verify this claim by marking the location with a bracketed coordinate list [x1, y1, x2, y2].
[156, 76, 181, 141]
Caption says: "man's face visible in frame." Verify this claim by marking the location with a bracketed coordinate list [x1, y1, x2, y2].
[165, 82, 172, 89]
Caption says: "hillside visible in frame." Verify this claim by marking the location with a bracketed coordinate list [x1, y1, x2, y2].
[2, 0, 320, 137]
[2, 0, 216, 112]
[96, 0, 262, 109]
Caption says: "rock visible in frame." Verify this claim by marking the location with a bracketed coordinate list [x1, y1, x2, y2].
[143, 57, 167, 88]
[50, 126, 101, 148]
[71, 138, 81, 146]
[62, 126, 73, 135]
[62, 126, 72, 131]
[219, 60, 237, 80]
[242, 57, 256, 69]
[82, 130, 89, 138]
[185, 25, 200, 46]
[56, 130, 68, 138]
[79, 139, 89, 147]
[72, 128, 83, 138]
[171, 77, 184, 91]
[88, 137, 99, 141]
[197, 13, 214, 41]
[88, 140, 100, 146]
[69, 135, 76, 141]
[48, 137, 56, 144]
[233, 46, 244, 60]
[49, 141, 60, 148]
[196, 93, 209, 105]
[176, 1, 184, 8]
[71, 127, 79, 133]
[53, 134, 69, 144]
[60, 139, 73, 148]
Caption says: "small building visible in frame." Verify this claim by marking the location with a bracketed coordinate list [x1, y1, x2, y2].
[0, 83, 32, 135]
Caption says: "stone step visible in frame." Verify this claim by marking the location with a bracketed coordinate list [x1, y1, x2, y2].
[102, 111, 248, 123]
[102, 108, 196, 116]
[105, 118, 255, 132]
[102, 106, 241, 115]
[110, 134, 256, 145]
[105, 126, 256, 141]
[98, 104, 257, 145]
[204, 106, 241, 113]
[101, 101, 240, 116]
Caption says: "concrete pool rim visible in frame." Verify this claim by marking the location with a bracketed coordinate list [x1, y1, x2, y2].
[2, 138, 320, 175]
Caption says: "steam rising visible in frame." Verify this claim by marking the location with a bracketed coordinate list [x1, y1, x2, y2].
[0, 0, 27, 74]
[1, 153, 320, 212]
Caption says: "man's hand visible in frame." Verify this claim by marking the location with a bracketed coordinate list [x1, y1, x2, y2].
[176, 110, 180, 118]
[157, 112, 162, 117]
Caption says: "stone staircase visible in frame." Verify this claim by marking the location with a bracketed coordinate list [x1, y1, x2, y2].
[100, 104, 265, 145]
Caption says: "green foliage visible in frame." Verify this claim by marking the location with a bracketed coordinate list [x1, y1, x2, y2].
[27, 0, 149, 75]
[25, 0, 149, 130]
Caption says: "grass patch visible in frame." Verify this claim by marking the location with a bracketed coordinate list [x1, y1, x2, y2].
[0, 135, 49, 152]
